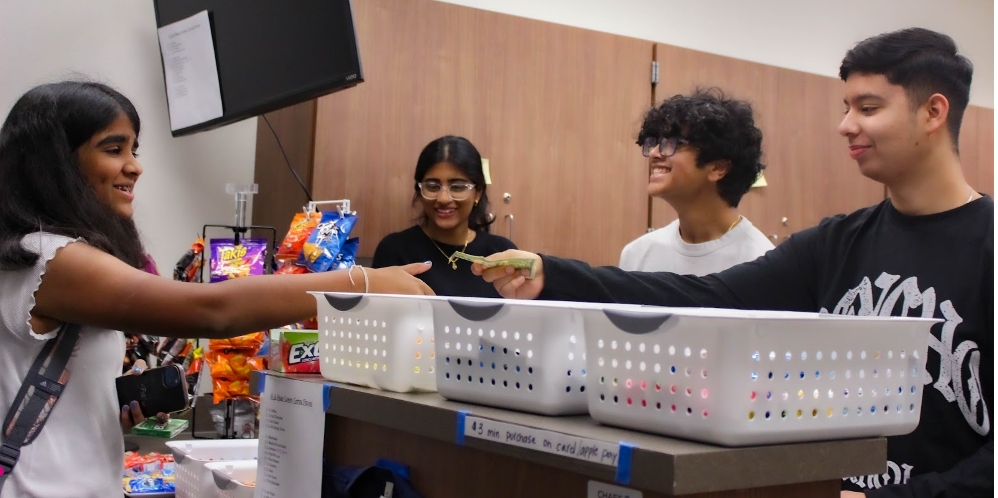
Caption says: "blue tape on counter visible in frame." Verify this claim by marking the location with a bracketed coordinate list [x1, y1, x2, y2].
[322, 384, 334, 412]
[456, 410, 470, 445]
[250, 370, 267, 395]
[615, 442, 636, 485]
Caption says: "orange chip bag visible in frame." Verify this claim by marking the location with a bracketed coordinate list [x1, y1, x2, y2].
[206, 351, 264, 380]
[275, 260, 309, 275]
[212, 378, 251, 403]
[209, 332, 265, 351]
[276, 212, 322, 261]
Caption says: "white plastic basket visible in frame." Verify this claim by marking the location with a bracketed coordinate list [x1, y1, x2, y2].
[166, 439, 259, 498]
[580, 306, 937, 446]
[313, 292, 437, 392]
[206, 460, 257, 498]
[430, 297, 595, 415]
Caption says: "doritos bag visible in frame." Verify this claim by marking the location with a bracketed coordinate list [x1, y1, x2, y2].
[276, 212, 322, 261]
[301, 212, 358, 273]
[334, 237, 360, 270]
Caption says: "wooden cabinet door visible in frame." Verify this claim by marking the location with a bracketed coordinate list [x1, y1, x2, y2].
[651, 44, 885, 241]
[958, 105, 994, 197]
[311, 0, 652, 266]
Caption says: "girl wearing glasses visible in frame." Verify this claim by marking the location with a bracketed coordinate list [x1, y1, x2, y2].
[373, 136, 516, 297]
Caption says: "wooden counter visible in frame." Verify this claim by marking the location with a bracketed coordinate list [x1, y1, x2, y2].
[263, 373, 884, 497]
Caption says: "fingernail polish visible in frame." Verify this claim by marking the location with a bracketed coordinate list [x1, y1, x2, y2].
[122, 405, 128, 412]
[130, 401, 139, 408]
[423, 261, 432, 265]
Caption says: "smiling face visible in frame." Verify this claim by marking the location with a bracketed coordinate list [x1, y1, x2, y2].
[838, 73, 924, 184]
[75, 113, 142, 218]
[419, 161, 480, 232]
[646, 142, 716, 202]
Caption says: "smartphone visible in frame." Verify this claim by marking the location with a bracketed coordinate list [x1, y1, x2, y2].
[116, 365, 189, 418]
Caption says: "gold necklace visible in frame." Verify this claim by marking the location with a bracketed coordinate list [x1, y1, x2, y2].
[726, 215, 743, 233]
[678, 215, 742, 239]
[427, 231, 470, 270]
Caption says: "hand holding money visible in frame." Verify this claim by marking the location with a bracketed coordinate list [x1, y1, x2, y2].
[468, 249, 545, 300]
[451, 251, 538, 279]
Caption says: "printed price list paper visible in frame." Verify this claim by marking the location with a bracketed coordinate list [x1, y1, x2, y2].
[256, 375, 325, 498]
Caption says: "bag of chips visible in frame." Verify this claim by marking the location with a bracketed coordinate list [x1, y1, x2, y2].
[211, 379, 251, 404]
[300, 212, 358, 273]
[209, 238, 268, 283]
[205, 349, 266, 403]
[206, 350, 265, 380]
[209, 331, 266, 350]
[334, 237, 360, 270]
[173, 237, 204, 283]
[276, 212, 322, 261]
[275, 259, 309, 275]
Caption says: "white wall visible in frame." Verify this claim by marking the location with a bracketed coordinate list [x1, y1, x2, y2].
[1, 0, 992, 269]
[0, 1, 256, 272]
[438, 0, 994, 108]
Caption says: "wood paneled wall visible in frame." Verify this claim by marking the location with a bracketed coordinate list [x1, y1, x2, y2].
[309, 0, 651, 266]
[959, 106, 995, 196]
[252, 0, 994, 262]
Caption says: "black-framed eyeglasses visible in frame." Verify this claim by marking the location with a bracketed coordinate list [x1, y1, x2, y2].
[418, 181, 477, 201]
[640, 137, 691, 158]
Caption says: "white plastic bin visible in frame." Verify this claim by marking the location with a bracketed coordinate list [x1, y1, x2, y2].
[313, 292, 437, 392]
[430, 297, 596, 415]
[206, 460, 257, 498]
[166, 439, 259, 498]
[580, 306, 938, 446]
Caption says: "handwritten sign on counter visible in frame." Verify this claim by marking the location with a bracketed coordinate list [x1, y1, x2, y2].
[463, 416, 622, 467]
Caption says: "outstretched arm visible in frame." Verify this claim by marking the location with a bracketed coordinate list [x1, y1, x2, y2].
[32, 242, 433, 339]
[478, 228, 821, 311]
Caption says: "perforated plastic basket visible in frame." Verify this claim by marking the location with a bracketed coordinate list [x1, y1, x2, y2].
[313, 292, 437, 392]
[430, 297, 598, 415]
[580, 306, 937, 446]
[166, 439, 258, 498]
[206, 460, 257, 498]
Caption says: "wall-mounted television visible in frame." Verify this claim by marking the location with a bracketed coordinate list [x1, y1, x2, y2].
[153, 0, 363, 137]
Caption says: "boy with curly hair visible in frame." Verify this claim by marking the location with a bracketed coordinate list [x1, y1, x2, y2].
[620, 88, 773, 273]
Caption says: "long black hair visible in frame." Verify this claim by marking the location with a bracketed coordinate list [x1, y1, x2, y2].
[412, 135, 495, 232]
[0, 81, 146, 270]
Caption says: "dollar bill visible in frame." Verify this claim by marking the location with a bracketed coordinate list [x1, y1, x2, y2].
[451, 251, 537, 279]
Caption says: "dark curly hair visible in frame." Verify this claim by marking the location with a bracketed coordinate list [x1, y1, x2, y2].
[636, 87, 764, 208]
[840, 28, 972, 148]
[412, 136, 495, 232]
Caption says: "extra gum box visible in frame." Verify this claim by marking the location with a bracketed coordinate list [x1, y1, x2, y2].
[269, 329, 320, 374]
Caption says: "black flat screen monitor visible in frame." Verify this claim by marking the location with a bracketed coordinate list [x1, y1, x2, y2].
[153, 0, 363, 137]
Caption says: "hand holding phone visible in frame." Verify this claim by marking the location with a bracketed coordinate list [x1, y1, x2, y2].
[116, 364, 189, 419]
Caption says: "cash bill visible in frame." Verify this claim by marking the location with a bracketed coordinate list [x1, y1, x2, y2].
[451, 251, 537, 279]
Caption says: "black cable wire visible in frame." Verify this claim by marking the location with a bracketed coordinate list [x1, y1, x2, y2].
[262, 114, 313, 202]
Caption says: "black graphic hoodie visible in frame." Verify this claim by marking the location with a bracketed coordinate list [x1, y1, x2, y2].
[539, 197, 993, 497]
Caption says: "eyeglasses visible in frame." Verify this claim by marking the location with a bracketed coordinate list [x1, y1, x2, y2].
[640, 137, 691, 158]
[418, 181, 477, 201]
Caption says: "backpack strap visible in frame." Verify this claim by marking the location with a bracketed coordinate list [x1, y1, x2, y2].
[0, 324, 82, 490]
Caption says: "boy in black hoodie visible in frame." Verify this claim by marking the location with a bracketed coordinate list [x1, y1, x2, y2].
[477, 28, 992, 497]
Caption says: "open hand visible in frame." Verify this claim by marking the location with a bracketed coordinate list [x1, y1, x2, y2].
[365, 262, 435, 295]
